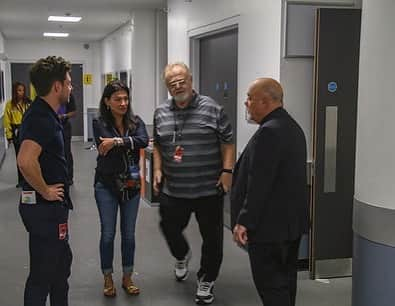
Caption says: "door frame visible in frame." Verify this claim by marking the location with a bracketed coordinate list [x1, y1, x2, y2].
[188, 15, 239, 93]
[310, 8, 360, 279]
[188, 16, 239, 150]
[189, 18, 239, 230]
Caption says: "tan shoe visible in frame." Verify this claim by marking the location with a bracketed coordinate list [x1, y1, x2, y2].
[103, 274, 116, 297]
[122, 277, 140, 295]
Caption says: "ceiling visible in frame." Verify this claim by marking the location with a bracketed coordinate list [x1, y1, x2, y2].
[0, 0, 167, 42]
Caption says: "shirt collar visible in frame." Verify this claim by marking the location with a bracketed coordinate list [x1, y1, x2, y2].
[35, 97, 61, 122]
[259, 106, 284, 125]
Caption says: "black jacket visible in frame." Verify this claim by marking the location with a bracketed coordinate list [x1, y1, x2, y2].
[93, 116, 149, 184]
[230, 107, 309, 243]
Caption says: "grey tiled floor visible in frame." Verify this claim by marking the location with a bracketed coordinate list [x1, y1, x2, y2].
[0, 142, 351, 306]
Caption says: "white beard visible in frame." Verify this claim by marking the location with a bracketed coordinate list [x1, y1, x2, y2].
[173, 92, 190, 102]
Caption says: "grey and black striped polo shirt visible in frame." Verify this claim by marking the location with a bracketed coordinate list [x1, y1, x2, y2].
[154, 93, 233, 199]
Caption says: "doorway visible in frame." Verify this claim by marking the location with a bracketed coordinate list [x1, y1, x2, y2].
[197, 28, 238, 228]
[10, 62, 84, 138]
[310, 8, 361, 279]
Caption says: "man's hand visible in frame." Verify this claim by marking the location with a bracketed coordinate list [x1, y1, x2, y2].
[42, 183, 64, 201]
[153, 169, 162, 195]
[233, 224, 248, 246]
[98, 137, 115, 156]
[216, 172, 232, 193]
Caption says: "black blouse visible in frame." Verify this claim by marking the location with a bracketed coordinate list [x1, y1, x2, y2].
[93, 116, 149, 184]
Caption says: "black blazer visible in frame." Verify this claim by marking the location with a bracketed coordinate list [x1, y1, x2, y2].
[230, 107, 309, 243]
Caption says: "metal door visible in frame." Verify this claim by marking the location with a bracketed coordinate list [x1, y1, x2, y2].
[199, 28, 238, 228]
[310, 8, 361, 279]
[70, 64, 84, 137]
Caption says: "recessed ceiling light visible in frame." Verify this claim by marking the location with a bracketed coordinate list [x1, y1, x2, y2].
[43, 32, 69, 37]
[48, 16, 82, 22]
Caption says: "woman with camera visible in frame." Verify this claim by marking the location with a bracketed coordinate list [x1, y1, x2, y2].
[93, 80, 148, 297]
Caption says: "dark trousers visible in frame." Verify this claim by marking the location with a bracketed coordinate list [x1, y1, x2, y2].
[159, 193, 224, 282]
[19, 204, 73, 306]
[248, 238, 301, 306]
[63, 123, 73, 182]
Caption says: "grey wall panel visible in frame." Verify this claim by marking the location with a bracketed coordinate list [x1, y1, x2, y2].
[353, 234, 395, 306]
[353, 199, 395, 247]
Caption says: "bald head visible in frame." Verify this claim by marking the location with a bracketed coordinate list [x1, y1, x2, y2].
[245, 78, 284, 123]
[252, 78, 283, 104]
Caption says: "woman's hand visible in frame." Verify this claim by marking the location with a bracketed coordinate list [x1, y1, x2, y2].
[98, 137, 115, 156]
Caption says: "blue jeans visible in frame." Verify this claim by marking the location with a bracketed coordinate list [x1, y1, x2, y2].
[94, 182, 140, 274]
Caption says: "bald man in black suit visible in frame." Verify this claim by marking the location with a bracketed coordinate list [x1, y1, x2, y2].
[231, 78, 309, 306]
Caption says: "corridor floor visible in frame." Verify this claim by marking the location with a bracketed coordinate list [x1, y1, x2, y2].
[0, 142, 351, 306]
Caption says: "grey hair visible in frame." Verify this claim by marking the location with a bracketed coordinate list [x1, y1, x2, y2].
[162, 62, 192, 83]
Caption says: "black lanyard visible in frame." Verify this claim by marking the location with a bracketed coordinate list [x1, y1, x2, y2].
[173, 109, 191, 143]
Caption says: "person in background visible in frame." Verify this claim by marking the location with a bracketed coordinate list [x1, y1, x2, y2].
[153, 62, 234, 305]
[57, 92, 76, 185]
[231, 78, 309, 306]
[17, 56, 73, 306]
[3, 81, 32, 187]
[93, 80, 148, 297]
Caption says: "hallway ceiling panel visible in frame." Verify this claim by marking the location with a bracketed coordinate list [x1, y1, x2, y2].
[0, 0, 166, 41]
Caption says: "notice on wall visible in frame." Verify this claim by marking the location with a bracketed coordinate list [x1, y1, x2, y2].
[83, 74, 93, 85]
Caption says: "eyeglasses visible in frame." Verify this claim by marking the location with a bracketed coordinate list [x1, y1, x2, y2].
[168, 79, 187, 90]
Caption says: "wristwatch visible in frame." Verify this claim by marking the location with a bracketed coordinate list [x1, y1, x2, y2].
[221, 168, 233, 174]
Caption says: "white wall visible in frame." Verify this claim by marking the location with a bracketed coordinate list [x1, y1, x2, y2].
[0, 31, 4, 53]
[102, 22, 132, 74]
[280, 0, 360, 159]
[0, 31, 5, 116]
[167, 0, 361, 156]
[167, 0, 283, 154]
[131, 10, 156, 125]
[354, 0, 395, 209]
[5, 39, 101, 141]
[100, 10, 167, 126]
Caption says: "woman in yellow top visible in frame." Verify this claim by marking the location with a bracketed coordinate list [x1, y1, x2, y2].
[3, 82, 32, 187]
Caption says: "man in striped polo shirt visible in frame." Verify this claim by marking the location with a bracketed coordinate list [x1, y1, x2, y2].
[153, 62, 234, 305]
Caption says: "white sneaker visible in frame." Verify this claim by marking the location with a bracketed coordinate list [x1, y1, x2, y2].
[174, 251, 191, 281]
[195, 277, 215, 305]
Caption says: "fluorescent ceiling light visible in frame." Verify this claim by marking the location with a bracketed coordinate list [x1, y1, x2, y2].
[43, 32, 69, 37]
[48, 16, 82, 22]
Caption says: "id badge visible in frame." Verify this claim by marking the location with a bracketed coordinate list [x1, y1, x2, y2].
[59, 223, 68, 240]
[173, 146, 184, 163]
[21, 191, 37, 205]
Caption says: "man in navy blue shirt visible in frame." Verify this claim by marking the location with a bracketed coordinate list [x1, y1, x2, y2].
[17, 56, 73, 306]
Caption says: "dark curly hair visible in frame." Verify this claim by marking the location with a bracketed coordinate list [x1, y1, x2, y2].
[30, 56, 71, 96]
[99, 80, 137, 132]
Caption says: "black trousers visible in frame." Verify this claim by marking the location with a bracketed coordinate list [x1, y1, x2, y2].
[19, 203, 73, 306]
[248, 238, 301, 306]
[159, 193, 224, 282]
[63, 123, 73, 182]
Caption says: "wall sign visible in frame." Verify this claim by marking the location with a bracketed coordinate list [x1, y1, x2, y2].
[328, 81, 338, 93]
